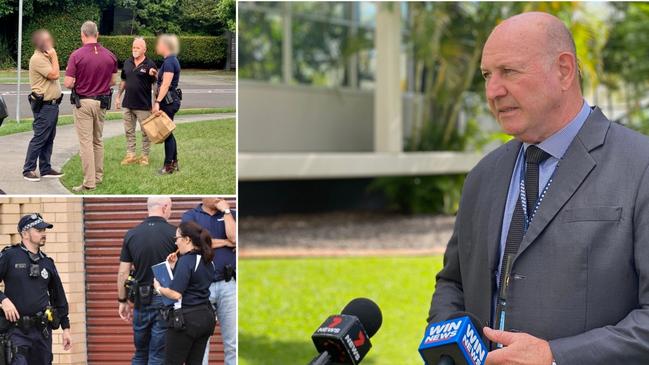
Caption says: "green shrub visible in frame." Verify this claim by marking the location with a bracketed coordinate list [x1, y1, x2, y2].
[100, 35, 227, 68]
[21, 5, 227, 69]
[21, 4, 101, 69]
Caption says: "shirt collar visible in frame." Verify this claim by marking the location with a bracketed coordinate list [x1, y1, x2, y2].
[196, 204, 222, 217]
[523, 99, 591, 159]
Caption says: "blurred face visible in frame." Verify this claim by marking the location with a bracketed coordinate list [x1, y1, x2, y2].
[480, 29, 562, 142]
[175, 228, 192, 254]
[132, 40, 146, 58]
[155, 39, 166, 56]
[41, 32, 53, 50]
[22, 228, 47, 247]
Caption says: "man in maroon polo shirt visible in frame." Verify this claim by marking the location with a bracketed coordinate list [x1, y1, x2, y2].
[63, 20, 118, 192]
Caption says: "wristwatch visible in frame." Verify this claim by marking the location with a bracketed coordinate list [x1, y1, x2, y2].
[224, 208, 231, 215]
[552, 361, 557, 365]
[117, 297, 127, 303]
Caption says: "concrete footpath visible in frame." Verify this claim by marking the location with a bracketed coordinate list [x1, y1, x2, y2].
[0, 113, 235, 194]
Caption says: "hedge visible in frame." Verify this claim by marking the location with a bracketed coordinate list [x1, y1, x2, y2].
[22, 5, 227, 69]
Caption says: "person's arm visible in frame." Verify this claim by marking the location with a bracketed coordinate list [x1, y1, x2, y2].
[116, 80, 125, 109]
[545, 164, 649, 364]
[47, 263, 72, 351]
[63, 76, 75, 89]
[153, 255, 189, 301]
[117, 261, 131, 301]
[155, 285, 182, 301]
[43, 49, 60, 80]
[0, 252, 19, 322]
[153, 72, 174, 110]
[63, 54, 76, 89]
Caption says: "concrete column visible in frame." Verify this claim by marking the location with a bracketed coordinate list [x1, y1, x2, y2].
[374, 3, 402, 152]
[282, 2, 293, 84]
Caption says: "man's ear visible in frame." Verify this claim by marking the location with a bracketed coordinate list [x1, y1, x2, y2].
[557, 52, 578, 90]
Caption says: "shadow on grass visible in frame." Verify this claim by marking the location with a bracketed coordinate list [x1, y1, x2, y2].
[239, 332, 378, 365]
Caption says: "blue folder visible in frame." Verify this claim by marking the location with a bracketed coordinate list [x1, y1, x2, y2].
[151, 261, 178, 307]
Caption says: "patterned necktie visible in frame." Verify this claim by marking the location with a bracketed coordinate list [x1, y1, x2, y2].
[495, 145, 551, 330]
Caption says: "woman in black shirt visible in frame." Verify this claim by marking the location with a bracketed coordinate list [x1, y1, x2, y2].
[153, 34, 182, 175]
[154, 221, 216, 365]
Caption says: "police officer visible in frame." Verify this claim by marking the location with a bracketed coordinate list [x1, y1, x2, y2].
[23, 29, 65, 182]
[63, 20, 118, 192]
[153, 221, 216, 365]
[117, 196, 176, 364]
[0, 213, 72, 364]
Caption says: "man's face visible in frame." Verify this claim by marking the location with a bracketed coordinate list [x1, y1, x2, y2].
[23, 228, 47, 247]
[132, 41, 145, 58]
[41, 33, 53, 50]
[480, 32, 562, 141]
[202, 198, 219, 209]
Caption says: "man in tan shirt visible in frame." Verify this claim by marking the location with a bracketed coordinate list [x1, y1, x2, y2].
[23, 29, 64, 182]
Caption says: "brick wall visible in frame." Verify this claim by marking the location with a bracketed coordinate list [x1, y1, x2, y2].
[0, 197, 87, 365]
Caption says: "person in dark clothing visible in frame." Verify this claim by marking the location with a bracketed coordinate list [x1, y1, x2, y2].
[153, 221, 216, 365]
[152, 34, 181, 175]
[117, 196, 177, 365]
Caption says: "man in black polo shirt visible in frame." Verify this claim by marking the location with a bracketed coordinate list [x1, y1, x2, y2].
[116, 37, 157, 166]
[182, 197, 236, 365]
[117, 196, 176, 365]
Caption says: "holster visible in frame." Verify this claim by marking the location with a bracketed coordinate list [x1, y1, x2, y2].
[98, 90, 113, 110]
[134, 283, 153, 308]
[169, 308, 185, 331]
[28, 93, 44, 114]
[70, 90, 81, 109]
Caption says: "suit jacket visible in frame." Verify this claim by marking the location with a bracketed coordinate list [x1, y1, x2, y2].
[428, 107, 649, 364]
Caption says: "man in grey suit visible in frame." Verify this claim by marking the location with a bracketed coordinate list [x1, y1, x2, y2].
[428, 12, 649, 365]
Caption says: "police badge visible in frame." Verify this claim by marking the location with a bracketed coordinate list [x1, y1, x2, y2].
[41, 268, 49, 279]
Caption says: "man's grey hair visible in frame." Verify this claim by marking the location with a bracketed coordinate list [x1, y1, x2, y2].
[81, 21, 98, 38]
[147, 196, 171, 213]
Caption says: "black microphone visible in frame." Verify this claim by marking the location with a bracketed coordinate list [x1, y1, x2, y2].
[418, 311, 487, 365]
[308, 298, 383, 365]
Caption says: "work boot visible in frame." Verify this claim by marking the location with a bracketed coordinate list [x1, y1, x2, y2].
[120, 153, 138, 165]
[139, 155, 149, 166]
[172, 160, 179, 172]
[72, 185, 95, 193]
[158, 163, 174, 175]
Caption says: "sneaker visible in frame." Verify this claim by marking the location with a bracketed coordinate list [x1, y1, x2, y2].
[72, 185, 95, 193]
[23, 171, 40, 182]
[121, 154, 138, 165]
[41, 169, 64, 178]
[139, 155, 149, 166]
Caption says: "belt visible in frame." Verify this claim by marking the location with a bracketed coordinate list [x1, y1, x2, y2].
[43, 99, 61, 105]
[78, 94, 109, 100]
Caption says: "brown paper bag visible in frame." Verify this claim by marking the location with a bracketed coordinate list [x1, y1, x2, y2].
[141, 111, 176, 144]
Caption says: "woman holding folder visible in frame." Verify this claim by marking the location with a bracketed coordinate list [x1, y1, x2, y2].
[153, 221, 216, 365]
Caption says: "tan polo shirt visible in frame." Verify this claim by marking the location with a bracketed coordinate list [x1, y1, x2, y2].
[29, 50, 62, 101]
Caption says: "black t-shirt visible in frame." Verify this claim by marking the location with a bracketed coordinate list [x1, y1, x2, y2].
[121, 57, 157, 110]
[0, 245, 70, 328]
[120, 216, 177, 285]
[157, 55, 180, 90]
[169, 251, 215, 307]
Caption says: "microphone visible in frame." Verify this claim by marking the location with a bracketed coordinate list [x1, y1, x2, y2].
[418, 312, 487, 365]
[308, 298, 383, 365]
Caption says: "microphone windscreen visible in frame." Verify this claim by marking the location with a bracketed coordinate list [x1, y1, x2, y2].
[341, 298, 382, 338]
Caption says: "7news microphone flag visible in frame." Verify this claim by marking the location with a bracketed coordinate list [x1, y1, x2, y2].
[308, 298, 383, 365]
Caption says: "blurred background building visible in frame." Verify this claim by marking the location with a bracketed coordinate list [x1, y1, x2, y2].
[239, 1, 648, 216]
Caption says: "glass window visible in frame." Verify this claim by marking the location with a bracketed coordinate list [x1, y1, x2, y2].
[238, 6, 283, 83]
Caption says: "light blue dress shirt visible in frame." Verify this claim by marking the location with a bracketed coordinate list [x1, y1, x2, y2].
[496, 100, 592, 289]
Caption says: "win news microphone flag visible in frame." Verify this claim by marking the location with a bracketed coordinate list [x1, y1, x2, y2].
[308, 298, 383, 365]
[419, 312, 487, 365]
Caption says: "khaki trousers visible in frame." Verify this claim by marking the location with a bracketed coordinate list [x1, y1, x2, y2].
[73, 99, 106, 189]
[123, 108, 151, 156]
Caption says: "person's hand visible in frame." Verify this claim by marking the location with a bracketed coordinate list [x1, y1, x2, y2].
[153, 278, 161, 291]
[484, 327, 554, 365]
[167, 252, 178, 265]
[149, 68, 158, 77]
[118, 302, 132, 322]
[215, 199, 230, 212]
[44, 47, 57, 59]
[62, 328, 72, 351]
[152, 102, 160, 113]
[1, 298, 19, 322]
[115, 98, 121, 110]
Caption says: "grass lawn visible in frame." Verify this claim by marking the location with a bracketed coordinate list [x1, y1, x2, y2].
[238, 256, 442, 365]
[0, 107, 235, 137]
[60, 118, 236, 194]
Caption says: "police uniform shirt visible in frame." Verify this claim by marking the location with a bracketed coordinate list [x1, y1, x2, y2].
[29, 50, 62, 101]
[169, 251, 214, 307]
[0, 245, 70, 328]
[120, 216, 177, 286]
[157, 55, 180, 90]
[121, 57, 157, 110]
[182, 204, 237, 281]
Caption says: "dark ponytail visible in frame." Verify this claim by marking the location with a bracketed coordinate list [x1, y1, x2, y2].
[178, 221, 214, 263]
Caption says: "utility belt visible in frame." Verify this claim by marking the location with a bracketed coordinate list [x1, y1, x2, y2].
[160, 302, 211, 332]
[0, 307, 59, 339]
[161, 88, 182, 105]
[27, 92, 62, 114]
[126, 277, 159, 309]
[71, 89, 113, 110]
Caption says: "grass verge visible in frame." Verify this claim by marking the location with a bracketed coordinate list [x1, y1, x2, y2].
[238, 256, 442, 365]
[60, 118, 235, 194]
